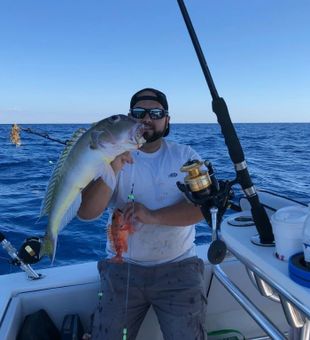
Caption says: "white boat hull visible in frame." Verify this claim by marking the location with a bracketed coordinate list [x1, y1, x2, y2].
[0, 190, 307, 339]
[0, 250, 290, 339]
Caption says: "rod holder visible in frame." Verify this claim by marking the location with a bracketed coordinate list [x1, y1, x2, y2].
[246, 268, 280, 303]
[279, 295, 307, 329]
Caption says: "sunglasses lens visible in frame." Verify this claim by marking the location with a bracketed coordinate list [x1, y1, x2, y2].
[131, 108, 146, 119]
[149, 109, 165, 119]
[130, 108, 167, 120]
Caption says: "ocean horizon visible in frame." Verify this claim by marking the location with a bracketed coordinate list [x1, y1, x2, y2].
[2, 122, 309, 125]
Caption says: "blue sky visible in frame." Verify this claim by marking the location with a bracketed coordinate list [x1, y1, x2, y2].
[0, 0, 309, 124]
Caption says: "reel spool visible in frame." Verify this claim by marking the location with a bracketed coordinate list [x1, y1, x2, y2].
[180, 160, 212, 196]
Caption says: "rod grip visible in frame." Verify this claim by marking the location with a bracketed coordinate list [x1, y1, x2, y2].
[212, 97, 244, 163]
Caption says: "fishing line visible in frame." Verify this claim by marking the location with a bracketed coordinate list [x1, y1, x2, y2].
[123, 161, 136, 340]
[0, 255, 11, 263]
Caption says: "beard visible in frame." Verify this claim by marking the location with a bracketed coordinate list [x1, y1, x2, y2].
[143, 125, 167, 143]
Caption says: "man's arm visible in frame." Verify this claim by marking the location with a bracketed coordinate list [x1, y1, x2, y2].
[77, 178, 112, 220]
[124, 199, 204, 226]
[77, 151, 133, 220]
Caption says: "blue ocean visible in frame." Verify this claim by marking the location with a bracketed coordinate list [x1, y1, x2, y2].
[0, 123, 309, 275]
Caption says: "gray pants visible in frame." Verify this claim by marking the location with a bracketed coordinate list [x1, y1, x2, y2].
[90, 256, 208, 340]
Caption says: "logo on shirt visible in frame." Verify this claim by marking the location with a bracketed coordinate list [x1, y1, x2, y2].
[168, 172, 178, 178]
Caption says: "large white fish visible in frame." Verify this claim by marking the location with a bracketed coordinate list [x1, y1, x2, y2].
[39, 114, 145, 262]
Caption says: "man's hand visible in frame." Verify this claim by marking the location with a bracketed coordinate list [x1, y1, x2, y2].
[123, 200, 203, 227]
[123, 202, 158, 225]
[111, 151, 133, 175]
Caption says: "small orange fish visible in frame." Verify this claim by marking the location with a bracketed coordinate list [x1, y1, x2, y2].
[108, 208, 135, 263]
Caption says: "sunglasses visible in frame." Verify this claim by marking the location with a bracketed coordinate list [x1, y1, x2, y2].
[130, 107, 168, 120]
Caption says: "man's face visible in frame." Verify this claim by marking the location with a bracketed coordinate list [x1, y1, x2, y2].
[130, 99, 170, 143]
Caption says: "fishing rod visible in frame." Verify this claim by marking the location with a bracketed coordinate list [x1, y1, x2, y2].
[177, 0, 274, 246]
[10, 124, 67, 146]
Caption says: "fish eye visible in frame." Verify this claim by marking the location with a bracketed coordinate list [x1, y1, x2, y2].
[109, 115, 121, 123]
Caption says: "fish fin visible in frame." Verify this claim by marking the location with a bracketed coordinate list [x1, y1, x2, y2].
[107, 225, 116, 252]
[107, 225, 112, 240]
[40, 128, 86, 217]
[122, 222, 135, 233]
[40, 233, 58, 264]
[57, 193, 82, 232]
[39, 194, 82, 263]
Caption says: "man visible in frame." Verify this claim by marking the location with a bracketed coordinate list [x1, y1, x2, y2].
[78, 88, 208, 339]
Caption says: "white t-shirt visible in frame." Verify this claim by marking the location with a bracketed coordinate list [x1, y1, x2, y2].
[106, 140, 202, 265]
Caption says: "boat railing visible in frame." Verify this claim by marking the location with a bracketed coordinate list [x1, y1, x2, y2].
[215, 243, 310, 340]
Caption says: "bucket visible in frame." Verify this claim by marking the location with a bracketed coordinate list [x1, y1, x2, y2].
[270, 206, 308, 261]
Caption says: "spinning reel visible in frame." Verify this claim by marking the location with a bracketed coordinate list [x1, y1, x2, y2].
[177, 159, 235, 264]
[0, 233, 42, 279]
[17, 237, 42, 264]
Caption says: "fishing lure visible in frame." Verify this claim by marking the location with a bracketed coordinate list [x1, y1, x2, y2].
[10, 124, 21, 146]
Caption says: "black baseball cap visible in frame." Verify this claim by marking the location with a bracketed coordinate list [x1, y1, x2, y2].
[130, 88, 168, 110]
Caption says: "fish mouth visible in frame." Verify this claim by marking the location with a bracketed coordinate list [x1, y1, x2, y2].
[133, 123, 146, 146]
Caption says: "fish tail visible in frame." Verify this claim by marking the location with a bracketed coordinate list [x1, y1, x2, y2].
[40, 233, 58, 264]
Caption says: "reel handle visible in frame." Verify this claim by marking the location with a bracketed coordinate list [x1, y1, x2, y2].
[207, 207, 227, 264]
